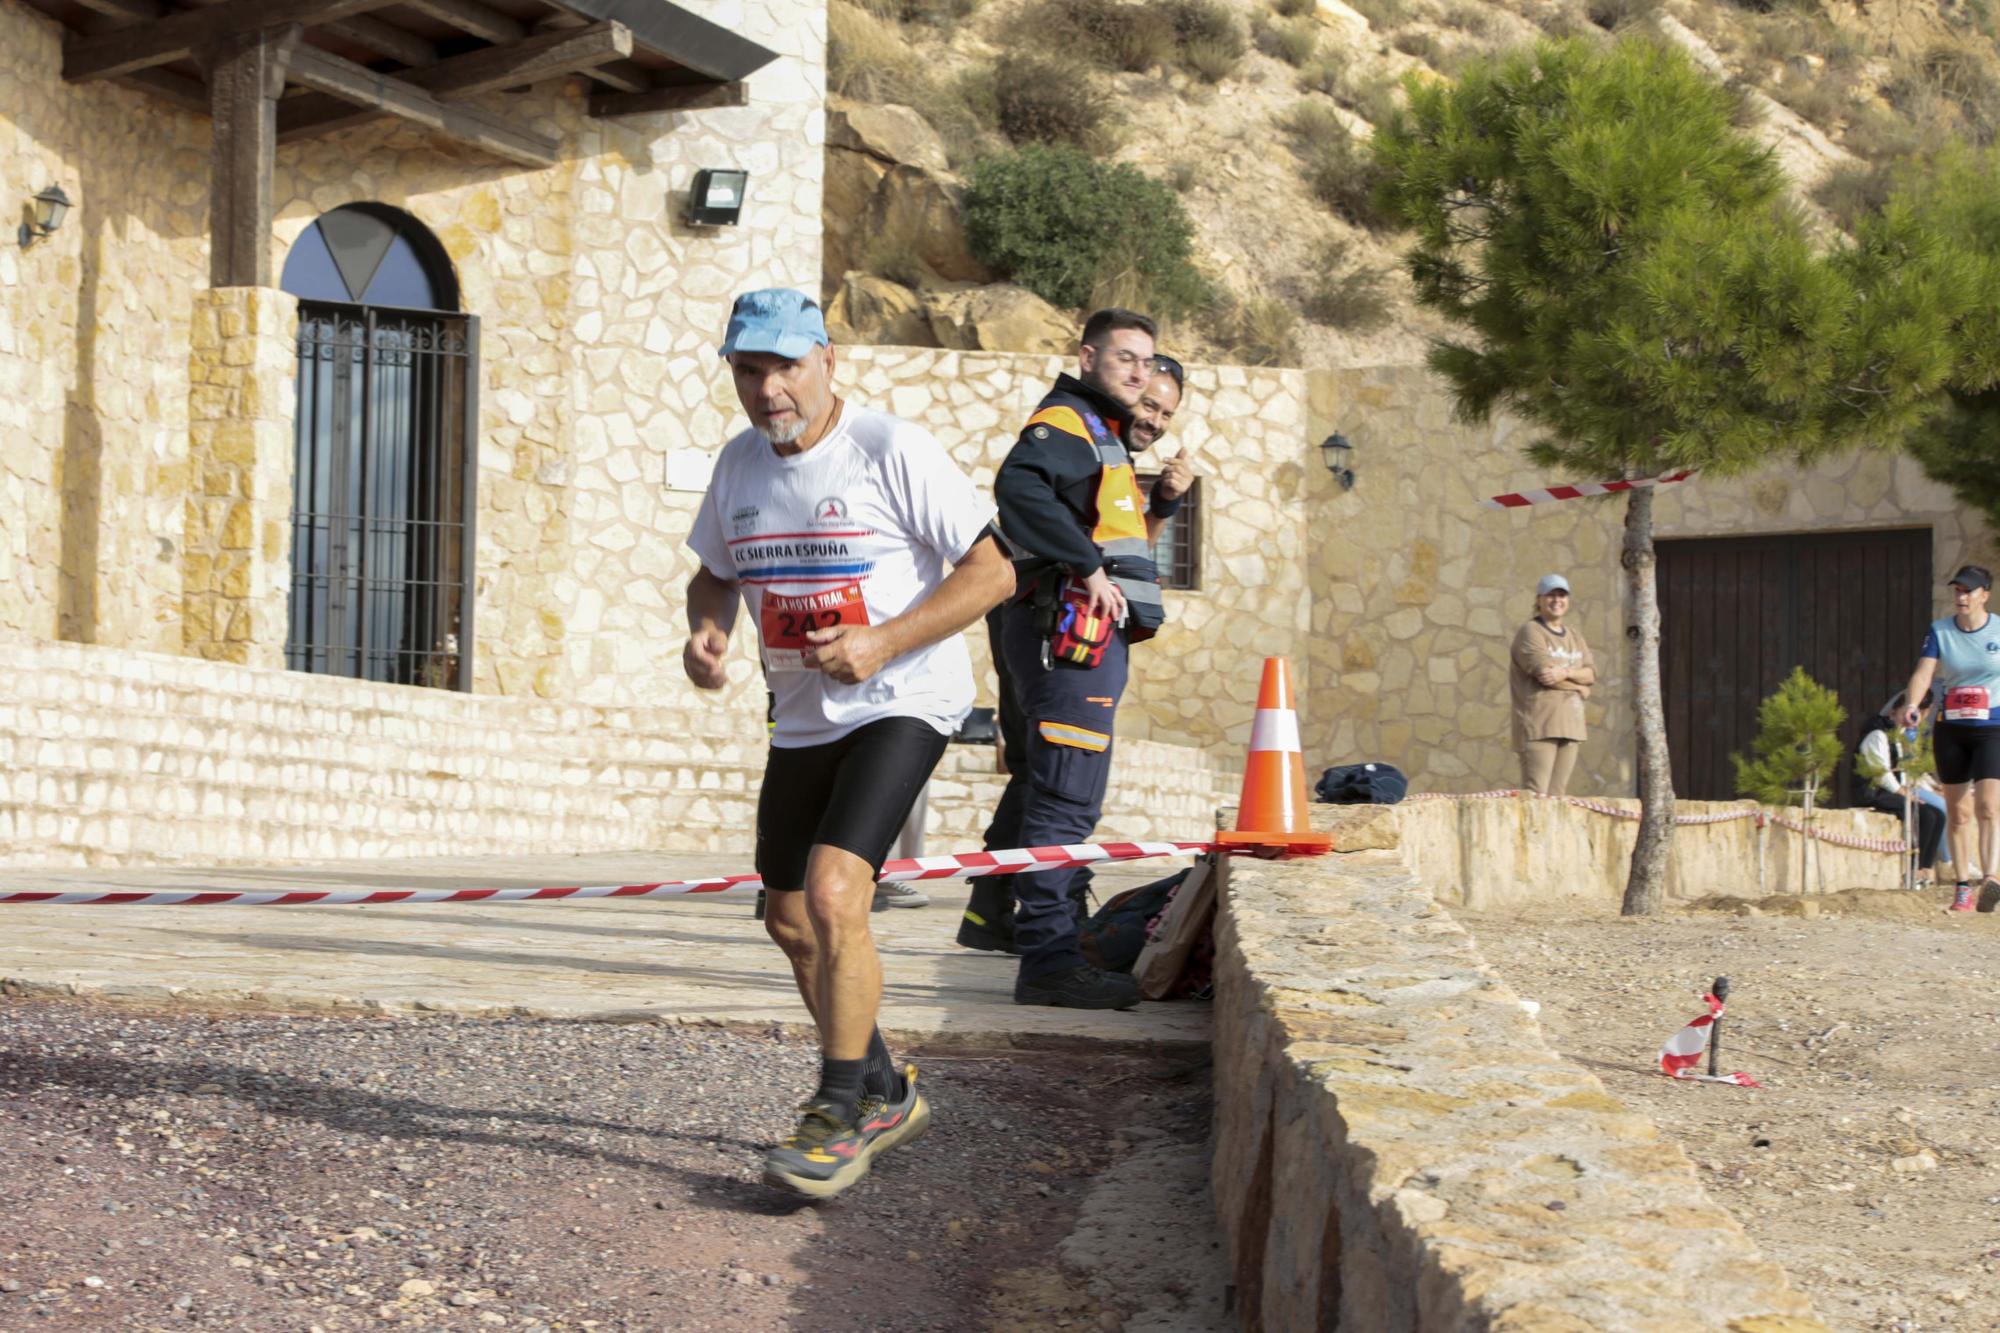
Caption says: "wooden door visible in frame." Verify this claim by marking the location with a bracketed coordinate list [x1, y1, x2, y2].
[1657, 528, 1932, 802]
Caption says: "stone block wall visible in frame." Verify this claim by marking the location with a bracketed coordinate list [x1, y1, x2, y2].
[0, 634, 1228, 868]
[182, 288, 297, 667]
[1212, 805, 1829, 1332]
[1391, 795, 1902, 911]
[1305, 364, 2000, 797]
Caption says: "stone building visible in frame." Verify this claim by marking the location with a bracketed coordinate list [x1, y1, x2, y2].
[1, 0, 1994, 866]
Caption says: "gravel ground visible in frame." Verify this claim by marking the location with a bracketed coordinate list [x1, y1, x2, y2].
[0, 1000, 1223, 1332]
[1461, 891, 2000, 1333]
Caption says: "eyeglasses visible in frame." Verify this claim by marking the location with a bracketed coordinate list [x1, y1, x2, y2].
[1151, 355, 1184, 388]
[1098, 348, 1151, 371]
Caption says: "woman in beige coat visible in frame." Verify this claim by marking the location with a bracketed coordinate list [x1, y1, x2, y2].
[1510, 574, 1595, 796]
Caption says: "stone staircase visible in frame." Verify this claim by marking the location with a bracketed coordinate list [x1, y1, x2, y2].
[0, 635, 1231, 868]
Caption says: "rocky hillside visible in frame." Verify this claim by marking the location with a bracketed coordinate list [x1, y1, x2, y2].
[822, 0, 2000, 368]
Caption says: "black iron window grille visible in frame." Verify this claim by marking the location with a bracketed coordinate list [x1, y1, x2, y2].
[286, 302, 479, 689]
[1137, 474, 1202, 591]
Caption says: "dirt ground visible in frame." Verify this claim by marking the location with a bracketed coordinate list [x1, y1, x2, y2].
[1461, 889, 2000, 1333]
[0, 1001, 1226, 1333]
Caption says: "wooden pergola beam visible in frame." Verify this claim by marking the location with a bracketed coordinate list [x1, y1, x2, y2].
[590, 77, 744, 119]
[119, 65, 212, 113]
[325, 15, 437, 67]
[286, 45, 559, 165]
[68, 0, 161, 23]
[64, 0, 389, 82]
[278, 21, 628, 143]
[397, 0, 523, 45]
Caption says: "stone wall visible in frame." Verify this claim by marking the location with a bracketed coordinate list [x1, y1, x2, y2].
[1305, 363, 2000, 797]
[0, 633, 1227, 868]
[1212, 805, 1829, 1331]
[1391, 795, 1902, 911]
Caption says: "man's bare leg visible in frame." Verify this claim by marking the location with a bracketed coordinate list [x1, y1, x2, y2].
[763, 890, 824, 1031]
[801, 844, 881, 1061]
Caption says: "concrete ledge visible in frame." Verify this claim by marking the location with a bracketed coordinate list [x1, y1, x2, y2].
[1393, 795, 1901, 911]
[1211, 808, 1828, 1332]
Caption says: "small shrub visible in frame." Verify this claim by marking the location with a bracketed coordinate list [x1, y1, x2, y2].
[1391, 28, 1448, 66]
[1344, 70, 1404, 127]
[1769, 66, 1854, 132]
[1915, 41, 2000, 141]
[1842, 104, 1928, 163]
[1273, 0, 1317, 15]
[1210, 292, 1301, 366]
[1010, 0, 1177, 73]
[1344, 0, 1406, 29]
[1161, 0, 1247, 78]
[1304, 262, 1396, 330]
[1297, 54, 1344, 94]
[827, 1, 912, 101]
[1182, 34, 1244, 81]
[1257, 16, 1320, 63]
[1813, 161, 1898, 230]
[1279, 97, 1347, 141]
[1747, 14, 1811, 64]
[1442, 2, 1495, 35]
[1167, 157, 1200, 191]
[994, 53, 1118, 151]
[964, 145, 1209, 317]
[857, 0, 981, 24]
[1584, 0, 1658, 31]
[1281, 98, 1394, 226]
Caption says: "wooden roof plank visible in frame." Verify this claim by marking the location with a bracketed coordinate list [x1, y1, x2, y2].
[325, 14, 436, 66]
[64, 0, 391, 81]
[589, 75, 743, 119]
[395, 0, 521, 45]
[554, 0, 772, 83]
[286, 43, 558, 164]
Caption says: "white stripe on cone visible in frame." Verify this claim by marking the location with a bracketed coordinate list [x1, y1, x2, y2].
[1248, 708, 1301, 754]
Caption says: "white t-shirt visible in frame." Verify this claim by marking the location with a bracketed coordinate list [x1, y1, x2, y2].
[688, 402, 995, 747]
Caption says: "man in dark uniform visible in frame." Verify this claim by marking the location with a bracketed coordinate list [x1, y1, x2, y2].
[960, 309, 1194, 1008]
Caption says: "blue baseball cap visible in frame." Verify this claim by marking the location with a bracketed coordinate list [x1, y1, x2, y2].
[717, 288, 829, 359]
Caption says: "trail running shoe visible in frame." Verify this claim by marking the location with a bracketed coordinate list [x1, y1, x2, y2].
[872, 882, 931, 911]
[763, 1101, 871, 1199]
[1979, 877, 2000, 913]
[1949, 881, 1977, 912]
[855, 1063, 931, 1161]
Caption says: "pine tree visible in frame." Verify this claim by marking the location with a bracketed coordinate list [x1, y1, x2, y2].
[1733, 668, 1847, 894]
[1372, 37, 1951, 914]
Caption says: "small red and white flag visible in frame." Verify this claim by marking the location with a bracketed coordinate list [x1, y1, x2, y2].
[1657, 993, 1761, 1088]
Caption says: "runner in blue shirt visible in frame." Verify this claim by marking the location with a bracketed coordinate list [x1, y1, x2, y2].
[1901, 564, 2000, 912]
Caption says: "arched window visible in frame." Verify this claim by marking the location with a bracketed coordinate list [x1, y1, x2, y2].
[282, 205, 478, 690]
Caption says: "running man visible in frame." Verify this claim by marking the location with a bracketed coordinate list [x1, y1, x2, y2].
[683, 288, 1015, 1196]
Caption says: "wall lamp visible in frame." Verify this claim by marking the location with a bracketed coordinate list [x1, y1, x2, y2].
[685, 168, 749, 226]
[18, 184, 71, 248]
[1320, 432, 1356, 491]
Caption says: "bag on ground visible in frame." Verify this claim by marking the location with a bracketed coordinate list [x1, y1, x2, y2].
[1314, 761, 1408, 805]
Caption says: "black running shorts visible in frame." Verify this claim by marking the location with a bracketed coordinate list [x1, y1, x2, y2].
[755, 715, 951, 890]
[1932, 720, 2000, 786]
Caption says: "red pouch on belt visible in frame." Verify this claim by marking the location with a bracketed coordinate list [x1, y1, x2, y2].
[1050, 584, 1114, 668]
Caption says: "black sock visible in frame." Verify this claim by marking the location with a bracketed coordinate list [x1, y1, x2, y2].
[861, 1027, 902, 1101]
[815, 1057, 866, 1123]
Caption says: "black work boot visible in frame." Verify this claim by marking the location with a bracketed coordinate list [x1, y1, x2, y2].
[957, 883, 1018, 954]
[1014, 964, 1140, 1010]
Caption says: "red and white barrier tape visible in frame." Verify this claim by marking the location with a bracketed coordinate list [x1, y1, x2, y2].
[1482, 469, 1698, 510]
[1404, 791, 1905, 852]
[0, 839, 1217, 908]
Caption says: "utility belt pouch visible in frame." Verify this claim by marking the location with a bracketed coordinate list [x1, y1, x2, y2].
[1049, 579, 1114, 668]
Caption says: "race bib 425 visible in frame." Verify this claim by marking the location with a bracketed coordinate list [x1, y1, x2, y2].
[760, 583, 870, 672]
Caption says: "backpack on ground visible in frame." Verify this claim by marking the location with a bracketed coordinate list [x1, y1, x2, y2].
[1078, 870, 1190, 974]
[1314, 761, 1409, 805]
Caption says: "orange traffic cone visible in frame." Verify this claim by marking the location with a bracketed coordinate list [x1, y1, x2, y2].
[1217, 657, 1335, 855]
